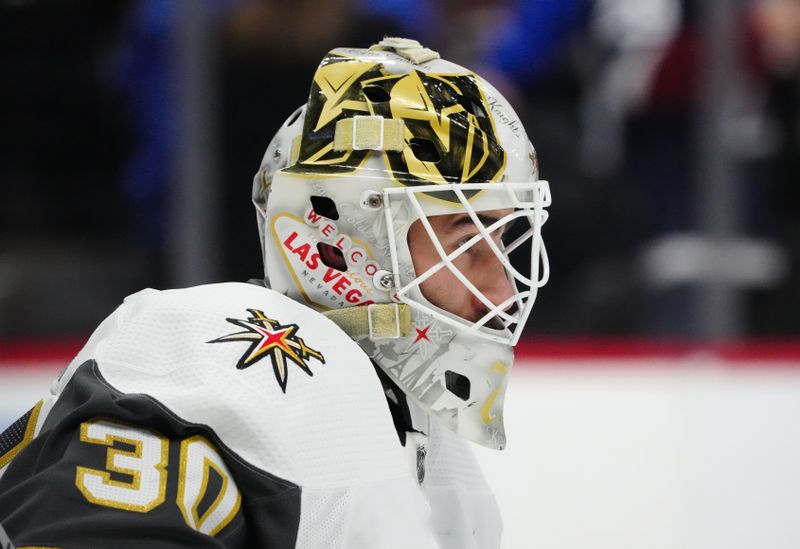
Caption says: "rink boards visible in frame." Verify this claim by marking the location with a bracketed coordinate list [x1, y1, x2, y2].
[2, 345, 800, 549]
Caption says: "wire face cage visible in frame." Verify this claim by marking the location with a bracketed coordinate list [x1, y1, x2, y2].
[384, 181, 551, 345]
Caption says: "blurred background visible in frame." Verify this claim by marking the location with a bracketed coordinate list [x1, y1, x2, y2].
[1, 0, 798, 340]
[1, 0, 800, 548]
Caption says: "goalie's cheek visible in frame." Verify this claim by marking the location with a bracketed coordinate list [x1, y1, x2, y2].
[455, 246, 516, 311]
[477, 260, 516, 311]
[410, 260, 472, 320]
[408, 220, 515, 320]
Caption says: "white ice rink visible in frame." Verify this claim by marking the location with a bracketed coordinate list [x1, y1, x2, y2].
[3, 353, 800, 549]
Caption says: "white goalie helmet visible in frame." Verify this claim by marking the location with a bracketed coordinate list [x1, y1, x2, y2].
[253, 38, 550, 450]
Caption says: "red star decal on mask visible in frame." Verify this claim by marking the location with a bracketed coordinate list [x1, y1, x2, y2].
[414, 325, 431, 344]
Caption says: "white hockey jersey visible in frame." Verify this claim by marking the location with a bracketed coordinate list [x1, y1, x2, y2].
[0, 282, 501, 549]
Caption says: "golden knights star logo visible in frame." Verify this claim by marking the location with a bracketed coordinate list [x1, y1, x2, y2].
[208, 308, 325, 393]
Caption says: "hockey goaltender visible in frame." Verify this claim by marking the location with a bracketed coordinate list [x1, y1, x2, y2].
[0, 38, 550, 549]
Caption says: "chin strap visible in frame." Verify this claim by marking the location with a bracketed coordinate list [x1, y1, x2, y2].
[323, 303, 412, 339]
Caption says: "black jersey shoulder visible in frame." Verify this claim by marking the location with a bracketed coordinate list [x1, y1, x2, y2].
[0, 360, 301, 549]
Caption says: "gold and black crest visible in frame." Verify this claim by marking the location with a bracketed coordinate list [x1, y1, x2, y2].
[362, 69, 506, 187]
[290, 52, 507, 199]
[208, 308, 325, 393]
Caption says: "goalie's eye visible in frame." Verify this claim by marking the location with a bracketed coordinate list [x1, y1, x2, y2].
[442, 211, 514, 253]
[456, 235, 476, 248]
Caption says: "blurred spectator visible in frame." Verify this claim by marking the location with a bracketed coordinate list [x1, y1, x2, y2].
[0, 0, 133, 239]
[115, 0, 178, 256]
[580, 0, 795, 337]
[486, 0, 591, 84]
[749, 0, 800, 335]
[1, 0, 797, 339]
[0, 0, 140, 337]
[216, 0, 401, 282]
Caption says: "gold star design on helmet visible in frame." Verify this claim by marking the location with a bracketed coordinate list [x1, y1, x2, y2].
[208, 308, 325, 393]
[313, 59, 376, 131]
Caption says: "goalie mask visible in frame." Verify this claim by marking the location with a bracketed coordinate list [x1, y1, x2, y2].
[253, 38, 550, 450]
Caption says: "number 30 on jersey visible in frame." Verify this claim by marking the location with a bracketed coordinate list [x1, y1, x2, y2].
[75, 418, 241, 536]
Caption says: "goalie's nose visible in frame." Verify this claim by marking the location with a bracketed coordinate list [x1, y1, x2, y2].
[473, 254, 516, 313]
